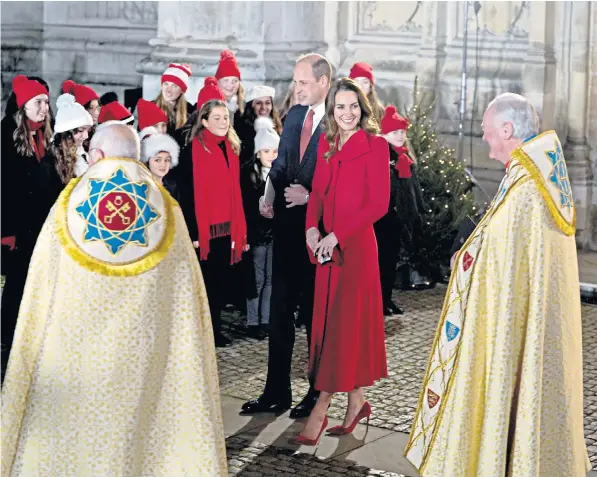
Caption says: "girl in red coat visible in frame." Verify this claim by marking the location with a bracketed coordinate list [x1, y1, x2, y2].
[297, 78, 390, 445]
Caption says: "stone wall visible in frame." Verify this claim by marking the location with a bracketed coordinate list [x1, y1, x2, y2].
[2, 1, 596, 249]
[1, 1, 158, 111]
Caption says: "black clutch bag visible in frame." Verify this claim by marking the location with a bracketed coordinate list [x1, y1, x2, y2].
[317, 219, 343, 266]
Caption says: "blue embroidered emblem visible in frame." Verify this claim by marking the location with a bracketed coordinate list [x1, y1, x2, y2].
[446, 321, 460, 342]
[76, 168, 160, 255]
[546, 142, 573, 210]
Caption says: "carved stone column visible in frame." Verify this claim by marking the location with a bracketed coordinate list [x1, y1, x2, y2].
[136, 1, 328, 104]
[336, 1, 425, 106]
[561, 1, 594, 249]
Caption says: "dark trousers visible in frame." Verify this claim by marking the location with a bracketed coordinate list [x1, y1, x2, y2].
[198, 236, 233, 338]
[263, 235, 316, 402]
[375, 220, 401, 308]
[1, 245, 34, 384]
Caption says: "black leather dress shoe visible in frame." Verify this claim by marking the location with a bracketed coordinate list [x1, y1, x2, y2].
[289, 390, 319, 419]
[390, 301, 405, 315]
[241, 396, 291, 415]
[383, 306, 394, 316]
[214, 333, 232, 348]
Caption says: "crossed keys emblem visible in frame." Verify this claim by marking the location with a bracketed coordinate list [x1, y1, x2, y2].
[103, 195, 131, 225]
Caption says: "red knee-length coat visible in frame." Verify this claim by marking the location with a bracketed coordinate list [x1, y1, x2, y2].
[306, 129, 389, 393]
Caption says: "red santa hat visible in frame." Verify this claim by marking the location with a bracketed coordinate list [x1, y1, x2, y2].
[161, 63, 192, 93]
[137, 98, 168, 131]
[196, 76, 226, 112]
[349, 62, 375, 84]
[98, 101, 134, 125]
[381, 105, 409, 134]
[12, 75, 49, 108]
[62, 80, 99, 106]
[215, 50, 241, 80]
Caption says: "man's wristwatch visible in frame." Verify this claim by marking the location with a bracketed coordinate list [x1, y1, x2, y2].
[305, 193, 310, 203]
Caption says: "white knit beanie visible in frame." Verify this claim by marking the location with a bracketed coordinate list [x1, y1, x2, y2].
[54, 93, 93, 134]
[254, 117, 280, 153]
[246, 85, 276, 104]
[141, 133, 180, 168]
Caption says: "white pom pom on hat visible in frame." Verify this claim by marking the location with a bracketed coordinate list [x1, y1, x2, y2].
[253, 116, 280, 154]
[54, 93, 94, 134]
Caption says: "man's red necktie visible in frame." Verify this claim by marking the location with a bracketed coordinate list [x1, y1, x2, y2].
[299, 109, 315, 162]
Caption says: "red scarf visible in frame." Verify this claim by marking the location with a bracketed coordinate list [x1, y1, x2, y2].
[27, 119, 45, 161]
[192, 129, 246, 264]
[393, 145, 414, 178]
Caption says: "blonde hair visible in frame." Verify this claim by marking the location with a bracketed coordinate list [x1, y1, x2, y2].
[13, 108, 53, 157]
[155, 92, 188, 129]
[367, 86, 385, 125]
[279, 81, 296, 121]
[50, 130, 78, 183]
[324, 78, 380, 161]
[192, 100, 241, 156]
[237, 83, 245, 116]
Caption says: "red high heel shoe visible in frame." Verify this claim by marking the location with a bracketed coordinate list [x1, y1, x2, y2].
[295, 416, 329, 446]
[327, 401, 371, 435]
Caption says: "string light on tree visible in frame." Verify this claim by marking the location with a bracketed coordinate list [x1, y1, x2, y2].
[403, 76, 478, 281]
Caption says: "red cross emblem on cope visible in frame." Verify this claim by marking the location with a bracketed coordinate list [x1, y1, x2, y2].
[462, 251, 474, 272]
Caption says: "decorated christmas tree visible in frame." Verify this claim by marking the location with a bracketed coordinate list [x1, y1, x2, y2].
[402, 78, 480, 282]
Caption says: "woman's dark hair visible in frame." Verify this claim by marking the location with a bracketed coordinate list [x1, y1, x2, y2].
[248, 154, 269, 187]
[50, 130, 78, 184]
[242, 99, 283, 135]
[323, 77, 380, 160]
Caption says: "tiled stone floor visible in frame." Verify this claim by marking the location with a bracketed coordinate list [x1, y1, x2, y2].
[218, 285, 597, 468]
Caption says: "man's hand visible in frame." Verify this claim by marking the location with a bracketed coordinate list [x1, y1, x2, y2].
[192, 241, 199, 249]
[306, 227, 321, 253]
[243, 244, 251, 252]
[284, 184, 309, 208]
[314, 232, 339, 260]
[259, 196, 274, 218]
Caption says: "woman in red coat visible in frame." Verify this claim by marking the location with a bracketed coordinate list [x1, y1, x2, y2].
[296, 78, 390, 445]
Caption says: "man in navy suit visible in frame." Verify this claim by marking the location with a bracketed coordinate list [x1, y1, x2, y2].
[241, 53, 332, 418]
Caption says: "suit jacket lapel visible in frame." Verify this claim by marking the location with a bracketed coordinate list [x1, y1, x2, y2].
[296, 117, 325, 174]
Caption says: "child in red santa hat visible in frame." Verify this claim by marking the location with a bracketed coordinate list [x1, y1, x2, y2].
[375, 105, 425, 315]
[137, 98, 169, 138]
[62, 80, 101, 125]
[98, 100, 134, 126]
[215, 50, 244, 126]
[349, 62, 385, 125]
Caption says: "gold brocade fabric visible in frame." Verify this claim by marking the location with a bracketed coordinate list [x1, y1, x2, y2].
[1, 204, 228, 476]
[405, 134, 591, 476]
